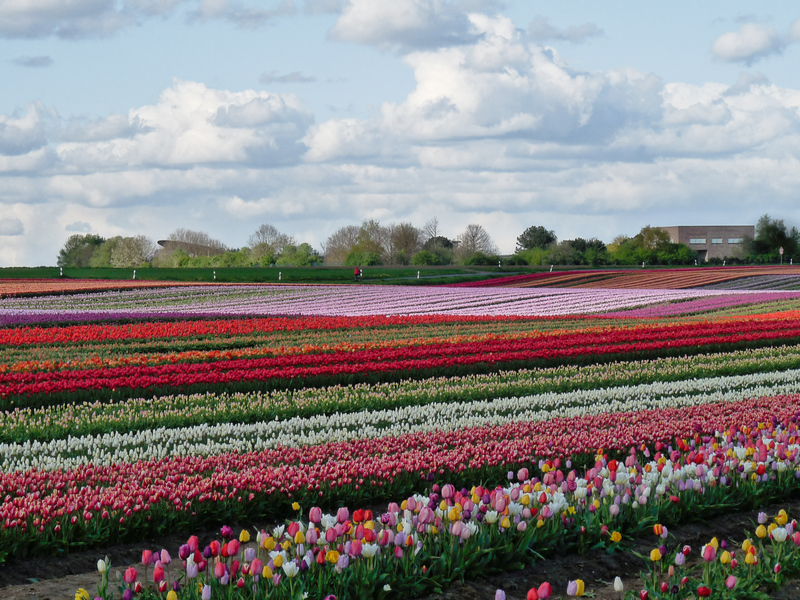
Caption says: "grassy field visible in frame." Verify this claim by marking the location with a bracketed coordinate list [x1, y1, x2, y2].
[0, 265, 522, 285]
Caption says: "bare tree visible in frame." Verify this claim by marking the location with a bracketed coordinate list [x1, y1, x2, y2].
[248, 223, 295, 252]
[387, 222, 421, 265]
[111, 235, 155, 268]
[168, 228, 227, 251]
[457, 224, 499, 259]
[422, 217, 440, 243]
[323, 225, 361, 265]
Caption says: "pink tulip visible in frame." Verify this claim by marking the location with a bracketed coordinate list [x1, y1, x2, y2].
[537, 582, 552, 599]
[123, 567, 137, 584]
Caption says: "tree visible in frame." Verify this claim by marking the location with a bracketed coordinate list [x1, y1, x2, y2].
[110, 235, 155, 268]
[516, 226, 557, 251]
[168, 229, 227, 252]
[346, 220, 388, 266]
[276, 243, 320, 267]
[386, 222, 421, 265]
[323, 225, 360, 265]
[456, 224, 498, 262]
[751, 214, 798, 258]
[89, 237, 122, 268]
[638, 226, 672, 251]
[248, 223, 295, 262]
[57, 234, 105, 268]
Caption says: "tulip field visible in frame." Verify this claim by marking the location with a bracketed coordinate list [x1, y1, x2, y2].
[5, 271, 800, 599]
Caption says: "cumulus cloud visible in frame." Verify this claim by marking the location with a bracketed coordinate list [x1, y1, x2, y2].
[724, 72, 770, 96]
[0, 218, 24, 236]
[711, 22, 785, 65]
[0, 103, 53, 156]
[260, 71, 316, 84]
[329, 0, 483, 51]
[527, 16, 602, 44]
[54, 80, 313, 169]
[0, 0, 136, 39]
[0, 0, 295, 39]
[12, 55, 53, 67]
[65, 221, 92, 232]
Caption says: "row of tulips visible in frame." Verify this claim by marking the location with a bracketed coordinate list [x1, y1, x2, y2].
[73, 433, 800, 599]
[3, 283, 797, 324]
[7, 315, 800, 404]
[6, 343, 800, 445]
[8, 366, 800, 472]
[4, 392, 800, 559]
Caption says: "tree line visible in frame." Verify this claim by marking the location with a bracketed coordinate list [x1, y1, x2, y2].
[56, 214, 797, 269]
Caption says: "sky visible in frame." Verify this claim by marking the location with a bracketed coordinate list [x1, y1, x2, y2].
[1, 1, 800, 266]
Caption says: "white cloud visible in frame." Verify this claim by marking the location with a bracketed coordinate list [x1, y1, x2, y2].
[0, 218, 24, 236]
[0, 103, 53, 156]
[65, 221, 93, 232]
[330, 0, 483, 51]
[527, 16, 602, 44]
[711, 22, 785, 65]
[54, 80, 312, 169]
[12, 55, 54, 67]
[792, 18, 800, 42]
[0, 0, 294, 38]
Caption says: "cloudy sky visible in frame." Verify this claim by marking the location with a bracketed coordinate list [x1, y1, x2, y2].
[1, 1, 800, 266]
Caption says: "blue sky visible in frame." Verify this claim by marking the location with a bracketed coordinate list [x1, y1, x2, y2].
[1, 1, 799, 266]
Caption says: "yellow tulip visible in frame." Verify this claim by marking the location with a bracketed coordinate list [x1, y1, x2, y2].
[576, 579, 585, 596]
[262, 565, 273, 579]
[720, 551, 731, 564]
[500, 516, 511, 529]
[439, 500, 448, 511]
[294, 530, 305, 544]
[292, 502, 300, 511]
[745, 552, 757, 566]
[756, 525, 767, 539]
[709, 537, 719, 549]
[536, 519, 544, 528]
[262, 536, 276, 550]
[326, 550, 340, 564]
[611, 531, 622, 543]
[650, 548, 662, 562]
[167, 592, 178, 600]
[273, 555, 283, 568]
[364, 521, 374, 530]
[777, 510, 789, 525]
[282, 540, 291, 551]
[239, 529, 250, 543]
[768, 523, 777, 534]
[75, 589, 90, 600]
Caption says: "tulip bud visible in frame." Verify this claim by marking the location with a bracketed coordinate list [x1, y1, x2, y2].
[537, 581, 552, 599]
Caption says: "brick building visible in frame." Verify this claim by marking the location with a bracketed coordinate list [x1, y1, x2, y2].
[661, 226, 754, 262]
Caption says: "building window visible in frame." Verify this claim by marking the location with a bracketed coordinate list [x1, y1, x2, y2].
[711, 238, 723, 244]
[689, 238, 706, 244]
[728, 238, 743, 244]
